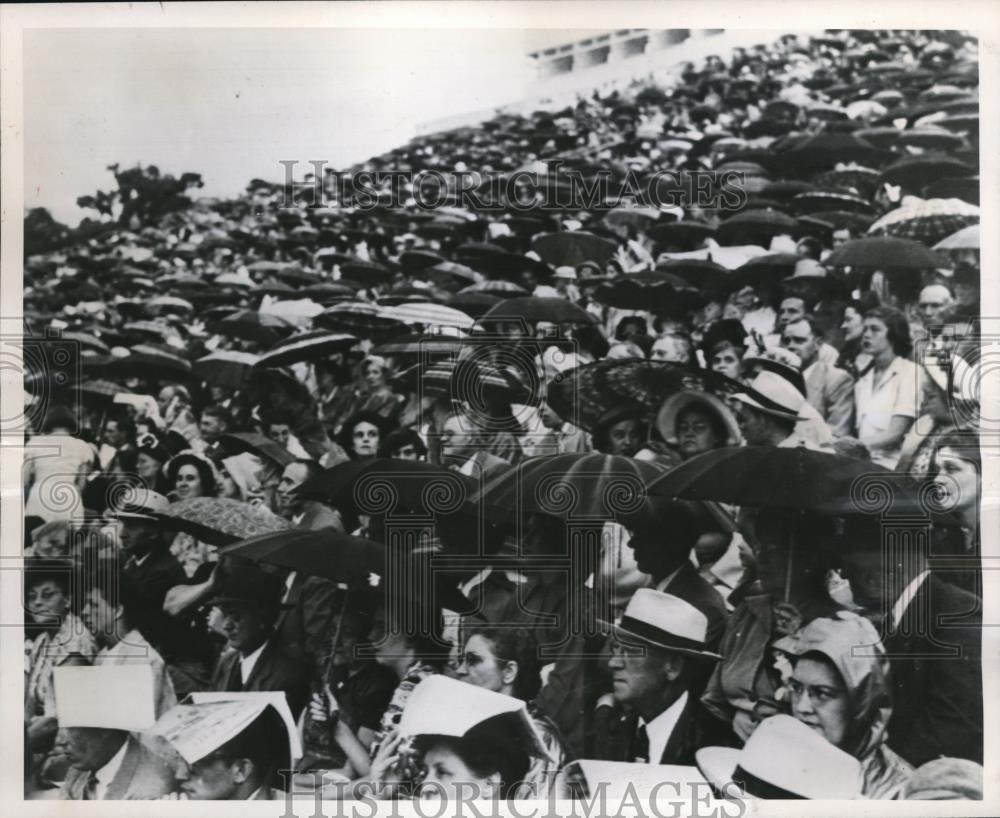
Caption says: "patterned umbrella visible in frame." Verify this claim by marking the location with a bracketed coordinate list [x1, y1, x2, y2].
[824, 236, 949, 270]
[933, 224, 979, 251]
[532, 231, 618, 268]
[867, 198, 979, 246]
[256, 331, 357, 368]
[380, 302, 476, 331]
[193, 351, 261, 389]
[157, 497, 290, 546]
[313, 302, 407, 338]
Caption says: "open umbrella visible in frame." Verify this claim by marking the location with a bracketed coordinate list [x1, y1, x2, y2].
[867, 198, 979, 246]
[895, 127, 966, 152]
[458, 280, 529, 296]
[62, 332, 110, 355]
[532, 231, 617, 268]
[446, 292, 502, 318]
[824, 236, 949, 270]
[729, 253, 801, 291]
[482, 296, 597, 326]
[339, 259, 397, 284]
[255, 331, 357, 368]
[654, 259, 730, 290]
[313, 302, 407, 338]
[791, 191, 876, 216]
[373, 332, 466, 359]
[774, 132, 890, 174]
[603, 207, 661, 231]
[590, 272, 704, 312]
[425, 262, 484, 289]
[811, 164, 881, 196]
[216, 432, 296, 470]
[101, 349, 192, 383]
[879, 153, 973, 192]
[157, 498, 290, 546]
[646, 445, 925, 515]
[208, 310, 297, 345]
[193, 351, 261, 389]
[380, 302, 475, 331]
[148, 295, 195, 313]
[933, 224, 979, 251]
[471, 453, 668, 524]
[716, 209, 798, 247]
[648, 220, 716, 251]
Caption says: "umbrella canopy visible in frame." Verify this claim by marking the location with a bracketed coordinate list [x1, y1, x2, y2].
[425, 262, 484, 289]
[445, 291, 502, 318]
[220, 528, 386, 587]
[471, 453, 668, 523]
[895, 127, 966, 151]
[532, 231, 618, 267]
[373, 332, 466, 359]
[648, 221, 716, 251]
[459, 280, 529, 295]
[380, 302, 476, 330]
[824, 236, 950, 270]
[654, 259, 730, 290]
[193, 351, 261, 389]
[216, 432, 296, 470]
[791, 191, 876, 216]
[208, 310, 297, 345]
[774, 132, 890, 174]
[716, 209, 798, 247]
[62, 332, 110, 355]
[78, 378, 123, 398]
[157, 498, 290, 546]
[729, 253, 801, 291]
[603, 207, 662, 231]
[646, 446, 924, 515]
[339, 259, 397, 284]
[867, 198, 979, 246]
[590, 272, 704, 312]
[879, 153, 973, 191]
[933, 223, 979, 251]
[482, 296, 597, 326]
[256, 331, 357, 368]
[313, 302, 407, 338]
[812, 164, 881, 196]
[101, 349, 192, 383]
[148, 295, 195, 313]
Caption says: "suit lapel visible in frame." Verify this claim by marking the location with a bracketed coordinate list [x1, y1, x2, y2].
[242, 639, 275, 690]
[104, 737, 140, 800]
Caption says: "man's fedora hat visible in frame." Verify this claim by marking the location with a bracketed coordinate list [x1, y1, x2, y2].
[599, 589, 721, 661]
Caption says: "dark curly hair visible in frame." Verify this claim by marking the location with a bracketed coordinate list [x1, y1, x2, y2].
[337, 410, 390, 460]
[166, 452, 218, 497]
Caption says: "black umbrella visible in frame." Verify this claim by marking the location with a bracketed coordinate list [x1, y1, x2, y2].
[590, 272, 704, 312]
[648, 220, 716, 251]
[482, 296, 597, 326]
[879, 153, 973, 192]
[824, 236, 949, 270]
[716, 209, 798, 247]
[208, 310, 297, 345]
[532, 231, 618, 268]
[256, 331, 357, 368]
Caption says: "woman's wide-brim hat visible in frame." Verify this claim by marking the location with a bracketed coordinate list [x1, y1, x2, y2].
[656, 390, 742, 447]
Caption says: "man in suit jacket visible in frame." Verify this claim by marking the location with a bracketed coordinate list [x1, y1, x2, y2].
[838, 521, 982, 766]
[60, 731, 177, 800]
[209, 569, 310, 718]
[783, 316, 854, 438]
[589, 590, 726, 766]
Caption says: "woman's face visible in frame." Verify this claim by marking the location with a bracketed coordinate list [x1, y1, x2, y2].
[932, 447, 980, 513]
[364, 362, 386, 389]
[453, 634, 510, 694]
[27, 579, 69, 626]
[789, 656, 851, 749]
[676, 407, 723, 459]
[861, 317, 892, 358]
[606, 418, 643, 457]
[352, 421, 380, 458]
[420, 745, 497, 801]
[840, 307, 863, 342]
[174, 464, 204, 500]
[711, 346, 742, 379]
[217, 471, 241, 500]
[136, 452, 162, 483]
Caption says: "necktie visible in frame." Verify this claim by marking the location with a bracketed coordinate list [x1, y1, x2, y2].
[83, 772, 99, 800]
[631, 723, 650, 763]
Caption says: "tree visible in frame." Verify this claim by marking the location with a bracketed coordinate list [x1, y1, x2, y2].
[23, 207, 72, 255]
[76, 163, 204, 228]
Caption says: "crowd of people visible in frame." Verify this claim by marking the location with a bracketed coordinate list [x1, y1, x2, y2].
[22, 28, 985, 803]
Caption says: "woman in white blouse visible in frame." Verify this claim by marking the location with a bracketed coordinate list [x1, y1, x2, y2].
[854, 306, 921, 469]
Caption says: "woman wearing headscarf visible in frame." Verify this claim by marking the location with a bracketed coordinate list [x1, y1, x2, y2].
[775, 612, 914, 799]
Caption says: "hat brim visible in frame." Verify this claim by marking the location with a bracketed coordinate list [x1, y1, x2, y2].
[597, 619, 722, 661]
[731, 392, 806, 422]
[656, 391, 742, 447]
[106, 509, 160, 521]
[695, 747, 747, 796]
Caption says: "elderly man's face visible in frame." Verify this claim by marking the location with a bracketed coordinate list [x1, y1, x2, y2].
[651, 336, 691, 363]
[276, 462, 309, 516]
[219, 604, 271, 655]
[63, 727, 129, 771]
[199, 413, 226, 442]
[919, 286, 953, 329]
[777, 298, 806, 331]
[607, 641, 674, 711]
[439, 416, 475, 461]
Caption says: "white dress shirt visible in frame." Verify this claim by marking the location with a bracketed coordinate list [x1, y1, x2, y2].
[890, 570, 931, 630]
[639, 690, 688, 764]
[93, 737, 130, 800]
[240, 642, 267, 685]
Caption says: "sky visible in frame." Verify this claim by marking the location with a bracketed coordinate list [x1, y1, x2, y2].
[24, 28, 540, 225]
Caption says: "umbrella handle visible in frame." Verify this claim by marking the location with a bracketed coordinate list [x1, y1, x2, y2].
[322, 589, 353, 684]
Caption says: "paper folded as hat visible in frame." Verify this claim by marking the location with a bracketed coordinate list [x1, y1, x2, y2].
[149, 691, 299, 766]
[398, 675, 551, 760]
[54, 664, 157, 731]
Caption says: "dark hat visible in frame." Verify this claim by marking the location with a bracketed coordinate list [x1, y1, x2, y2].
[700, 319, 748, 354]
[208, 563, 285, 614]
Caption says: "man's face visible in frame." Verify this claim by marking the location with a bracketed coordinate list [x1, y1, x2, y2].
[117, 517, 154, 556]
[80, 587, 118, 646]
[607, 642, 668, 708]
[63, 727, 128, 771]
[219, 604, 271, 654]
[439, 416, 475, 462]
[735, 403, 770, 446]
[781, 319, 820, 368]
[837, 548, 889, 611]
[178, 755, 241, 800]
[277, 462, 309, 516]
[393, 442, 422, 461]
[199, 413, 225, 443]
[157, 386, 177, 415]
[266, 424, 291, 447]
[831, 229, 851, 250]
[102, 421, 125, 449]
[651, 336, 691, 363]
[919, 287, 952, 329]
[627, 527, 680, 578]
[777, 298, 806, 331]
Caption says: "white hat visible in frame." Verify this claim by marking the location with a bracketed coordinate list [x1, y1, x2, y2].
[696, 714, 863, 799]
[398, 675, 551, 760]
[54, 665, 157, 731]
[731, 370, 808, 422]
[656, 390, 742, 447]
[106, 487, 170, 520]
[599, 589, 720, 660]
[554, 266, 578, 280]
